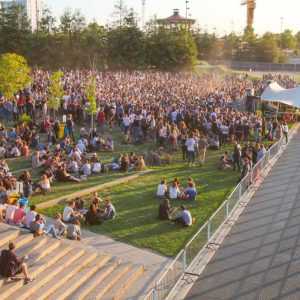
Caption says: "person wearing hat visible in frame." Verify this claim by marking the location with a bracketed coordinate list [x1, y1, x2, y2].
[0, 242, 33, 284]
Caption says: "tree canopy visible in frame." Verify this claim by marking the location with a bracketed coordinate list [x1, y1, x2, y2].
[0, 53, 31, 99]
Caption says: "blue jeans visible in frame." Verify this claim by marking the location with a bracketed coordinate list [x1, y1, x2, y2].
[187, 151, 195, 163]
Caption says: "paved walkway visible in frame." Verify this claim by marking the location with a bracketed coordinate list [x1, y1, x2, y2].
[187, 129, 300, 300]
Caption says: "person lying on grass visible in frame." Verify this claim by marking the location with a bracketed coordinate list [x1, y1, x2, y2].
[0, 242, 34, 284]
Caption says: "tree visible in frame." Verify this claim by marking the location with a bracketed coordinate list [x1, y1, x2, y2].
[0, 53, 31, 100]
[280, 30, 296, 49]
[48, 71, 64, 118]
[0, 4, 31, 55]
[256, 33, 280, 63]
[107, 10, 145, 69]
[147, 28, 197, 70]
[85, 75, 97, 130]
[194, 32, 218, 61]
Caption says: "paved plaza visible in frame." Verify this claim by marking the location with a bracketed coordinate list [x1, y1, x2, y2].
[187, 129, 300, 300]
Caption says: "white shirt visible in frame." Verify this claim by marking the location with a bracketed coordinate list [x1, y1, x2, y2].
[181, 210, 193, 226]
[157, 184, 167, 197]
[92, 162, 102, 173]
[63, 206, 74, 222]
[185, 138, 196, 152]
[169, 186, 180, 199]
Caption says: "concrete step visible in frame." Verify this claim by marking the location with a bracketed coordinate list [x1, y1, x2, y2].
[0, 243, 72, 299]
[7, 247, 85, 300]
[30, 250, 98, 300]
[85, 263, 132, 300]
[46, 254, 112, 300]
[0, 229, 19, 247]
[16, 236, 48, 258]
[27, 238, 61, 263]
[103, 264, 145, 300]
[0, 233, 33, 252]
[68, 259, 120, 300]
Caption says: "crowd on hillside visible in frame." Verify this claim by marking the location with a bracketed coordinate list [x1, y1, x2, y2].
[0, 70, 295, 283]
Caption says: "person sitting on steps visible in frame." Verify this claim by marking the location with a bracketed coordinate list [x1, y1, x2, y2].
[0, 242, 34, 284]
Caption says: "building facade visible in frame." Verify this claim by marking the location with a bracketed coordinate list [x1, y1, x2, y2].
[0, 0, 42, 31]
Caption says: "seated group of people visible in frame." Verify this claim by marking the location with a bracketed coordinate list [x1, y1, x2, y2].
[63, 194, 117, 227]
[156, 177, 197, 201]
[110, 152, 147, 172]
[158, 200, 194, 227]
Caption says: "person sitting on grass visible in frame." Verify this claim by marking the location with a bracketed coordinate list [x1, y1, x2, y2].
[181, 182, 197, 201]
[63, 201, 81, 223]
[135, 156, 147, 171]
[45, 213, 66, 239]
[174, 205, 193, 227]
[33, 174, 51, 195]
[219, 151, 232, 170]
[156, 179, 168, 199]
[169, 181, 181, 200]
[99, 198, 116, 221]
[159, 199, 176, 220]
[56, 165, 81, 183]
[66, 219, 81, 241]
[85, 204, 102, 225]
[0, 242, 33, 284]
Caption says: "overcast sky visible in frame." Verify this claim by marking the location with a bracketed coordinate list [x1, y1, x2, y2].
[47, 0, 300, 35]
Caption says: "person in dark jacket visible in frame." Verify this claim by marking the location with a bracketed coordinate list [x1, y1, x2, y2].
[0, 242, 33, 283]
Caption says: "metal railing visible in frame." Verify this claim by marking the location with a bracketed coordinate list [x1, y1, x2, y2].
[144, 130, 295, 300]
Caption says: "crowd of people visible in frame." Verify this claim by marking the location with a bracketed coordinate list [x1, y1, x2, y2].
[0, 70, 297, 282]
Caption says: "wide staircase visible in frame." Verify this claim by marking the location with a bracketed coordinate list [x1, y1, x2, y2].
[0, 223, 144, 300]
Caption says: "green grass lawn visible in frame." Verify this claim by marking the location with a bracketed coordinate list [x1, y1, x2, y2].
[40, 146, 239, 257]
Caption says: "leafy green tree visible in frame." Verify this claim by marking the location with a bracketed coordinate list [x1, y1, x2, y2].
[279, 30, 296, 49]
[85, 76, 97, 130]
[256, 33, 280, 63]
[48, 71, 64, 118]
[0, 53, 31, 99]
[147, 28, 197, 70]
[107, 10, 145, 69]
[0, 4, 31, 55]
[194, 32, 218, 60]
[82, 22, 107, 69]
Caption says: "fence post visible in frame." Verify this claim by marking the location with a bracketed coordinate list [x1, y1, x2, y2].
[153, 287, 158, 300]
[226, 201, 229, 218]
[238, 183, 242, 199]
[207, 221, 211, 240]
[183, 249, 187, 273]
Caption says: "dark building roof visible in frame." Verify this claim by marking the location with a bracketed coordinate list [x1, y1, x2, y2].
[157, 9, 196, 25]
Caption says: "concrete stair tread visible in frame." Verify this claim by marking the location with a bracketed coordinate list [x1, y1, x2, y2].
[7, 247, 85, 300]
[67, 259, 120, 300]
[0, 229, 19, 247]
[85, 263, 132, 300]
[16, 236, 48, 258]
[0, 233, 33, 253]
[27, 238, 61, 263]
[30, 250, 97, 300]
[102, 264, 145, 300]
[0, 243, 72, 300]
[46, 254, 112, 300]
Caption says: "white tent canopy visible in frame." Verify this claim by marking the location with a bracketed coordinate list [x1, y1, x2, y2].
[261, 82, 300, 108]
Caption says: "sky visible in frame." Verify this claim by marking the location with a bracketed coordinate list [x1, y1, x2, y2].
[47, 0, 300, 35]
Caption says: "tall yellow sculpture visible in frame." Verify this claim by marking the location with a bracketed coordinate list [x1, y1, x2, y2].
[241, 0, 256, 29]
